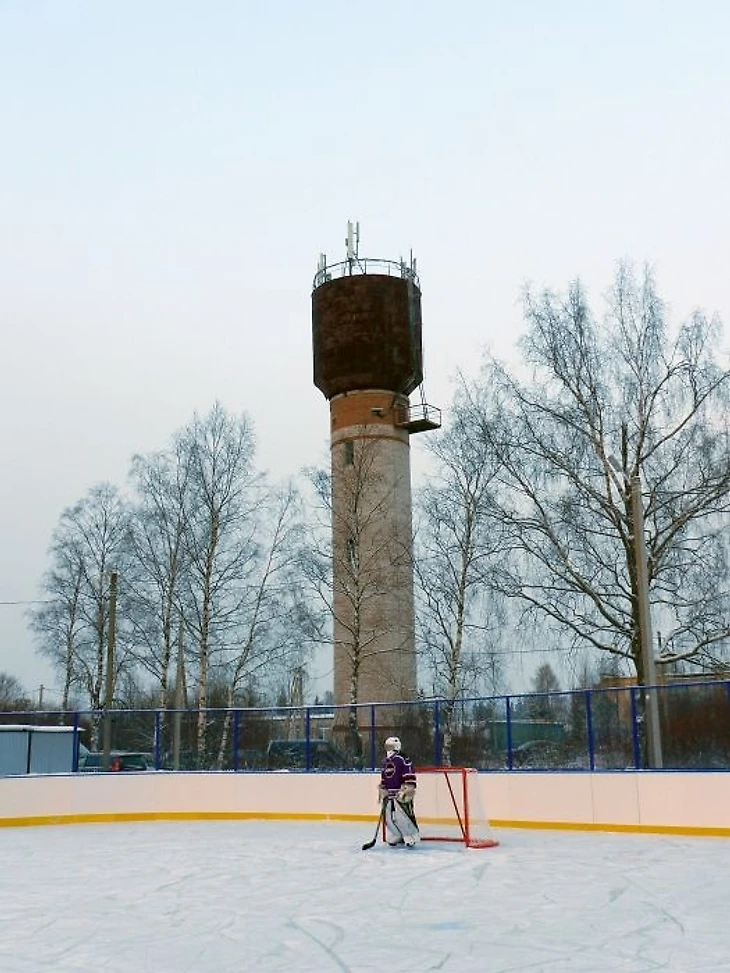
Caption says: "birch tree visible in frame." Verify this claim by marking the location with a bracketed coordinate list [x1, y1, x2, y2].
[126, 444, 190, 710]
[468, 263, 730, 682]
[29, 537, 86, 709]
[213, 482, 309, 768]
[172, 403, 262, 756]
[30, 483, 131, 733]
[303, 434, 414, 758]
[414, 397, 504, 764]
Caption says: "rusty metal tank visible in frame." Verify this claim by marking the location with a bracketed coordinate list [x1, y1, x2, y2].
[312, 267, 423, 400]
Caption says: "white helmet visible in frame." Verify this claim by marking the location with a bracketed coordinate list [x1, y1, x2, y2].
[385, 736, 401, 754]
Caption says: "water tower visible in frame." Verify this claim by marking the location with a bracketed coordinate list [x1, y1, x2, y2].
[311, 223, 441, 715]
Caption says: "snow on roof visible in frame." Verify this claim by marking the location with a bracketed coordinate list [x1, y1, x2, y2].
[0, 725, 77, 733]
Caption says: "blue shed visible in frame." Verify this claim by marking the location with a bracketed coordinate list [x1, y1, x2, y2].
[0, 724, 78, 775]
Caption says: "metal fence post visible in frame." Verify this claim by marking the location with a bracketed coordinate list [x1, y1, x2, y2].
[369, 706, 377, 770]
[305, 708, 312, 771]
[585, 690, 595, 771]
[505, 696, 513, 770]
[433, 700, 441, 766]
[154, 710, 161, 769]
[233, 710, 240, 772]
[630, 687, 641, 769]
[72, 711, 80, 772]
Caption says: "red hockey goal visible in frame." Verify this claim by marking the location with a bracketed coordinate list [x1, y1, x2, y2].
[414, 766, 499, 849]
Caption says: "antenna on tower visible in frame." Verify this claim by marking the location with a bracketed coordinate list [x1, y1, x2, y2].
[316, 252, 331, 285]
[345, 220, 360, 262]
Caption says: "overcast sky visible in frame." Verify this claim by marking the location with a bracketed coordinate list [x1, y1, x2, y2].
[2, 1, 729, 703]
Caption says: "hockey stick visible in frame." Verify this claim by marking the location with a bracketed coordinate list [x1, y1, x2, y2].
[362, 799, 387, 850]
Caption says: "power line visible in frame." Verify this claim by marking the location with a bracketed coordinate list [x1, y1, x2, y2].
[0, 600, 53, 606]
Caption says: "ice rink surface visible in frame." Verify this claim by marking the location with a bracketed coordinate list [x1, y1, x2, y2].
[1, 820, 729, 973]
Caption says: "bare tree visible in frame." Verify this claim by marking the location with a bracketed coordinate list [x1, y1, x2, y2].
[468, 263, 730, 683]
[527, 663, 563, 721]
[213, 482, 310, 767]
[414, 398, 504, 764]
[0, 672, 31, 710]
[29, 538, 85, 709]
[167, 403, 306, 761]
[303, 433, 415, 757]
[126, 445, 190, 710]
[532, 662, 561, 695]
[171, 403, 262, 756]
[30, 483, 131, 736]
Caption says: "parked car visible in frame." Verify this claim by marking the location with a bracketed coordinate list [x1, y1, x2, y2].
[77, 742, 90, 768]
[266, 739, 348, 770]
[79, 751, 154, 772]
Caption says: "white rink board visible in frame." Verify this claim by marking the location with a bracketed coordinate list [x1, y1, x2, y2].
[1, 769, 729, 835]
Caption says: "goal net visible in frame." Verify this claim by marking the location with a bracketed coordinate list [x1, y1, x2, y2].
[414, 766, 499, 849]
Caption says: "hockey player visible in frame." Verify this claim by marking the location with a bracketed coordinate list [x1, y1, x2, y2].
[378, 736, 420, 847]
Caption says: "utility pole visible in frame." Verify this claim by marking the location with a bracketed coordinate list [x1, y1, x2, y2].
[173, 613, 184, 771]
[631, 475, 663, 769]
[102, 571, 118, 771]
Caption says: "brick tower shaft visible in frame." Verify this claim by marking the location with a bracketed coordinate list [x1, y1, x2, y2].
[330, 389, 417, 707]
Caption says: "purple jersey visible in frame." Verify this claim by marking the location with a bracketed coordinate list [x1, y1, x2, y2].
[380, 752, 417, 794]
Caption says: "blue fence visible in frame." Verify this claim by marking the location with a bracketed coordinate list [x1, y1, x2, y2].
[2, 679, 730, 773]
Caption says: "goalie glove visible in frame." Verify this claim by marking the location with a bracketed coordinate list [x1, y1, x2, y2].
[397, 784, 415, 805]
[378, 784, 388, 804]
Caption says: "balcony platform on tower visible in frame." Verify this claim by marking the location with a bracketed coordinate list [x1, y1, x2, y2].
[395, 402, 442, 434]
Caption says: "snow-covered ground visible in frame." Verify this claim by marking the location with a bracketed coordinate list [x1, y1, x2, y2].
[1, 820, 728, 972]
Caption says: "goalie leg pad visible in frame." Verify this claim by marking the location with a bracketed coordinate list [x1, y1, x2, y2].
[385, 797, 420, 846]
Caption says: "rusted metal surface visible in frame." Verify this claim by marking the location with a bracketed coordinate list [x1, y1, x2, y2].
[312, 274, 423, 399]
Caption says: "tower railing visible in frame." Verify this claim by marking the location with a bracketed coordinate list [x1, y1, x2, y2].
[395, 401, 442, 433]
[313, 256, 419, 290]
